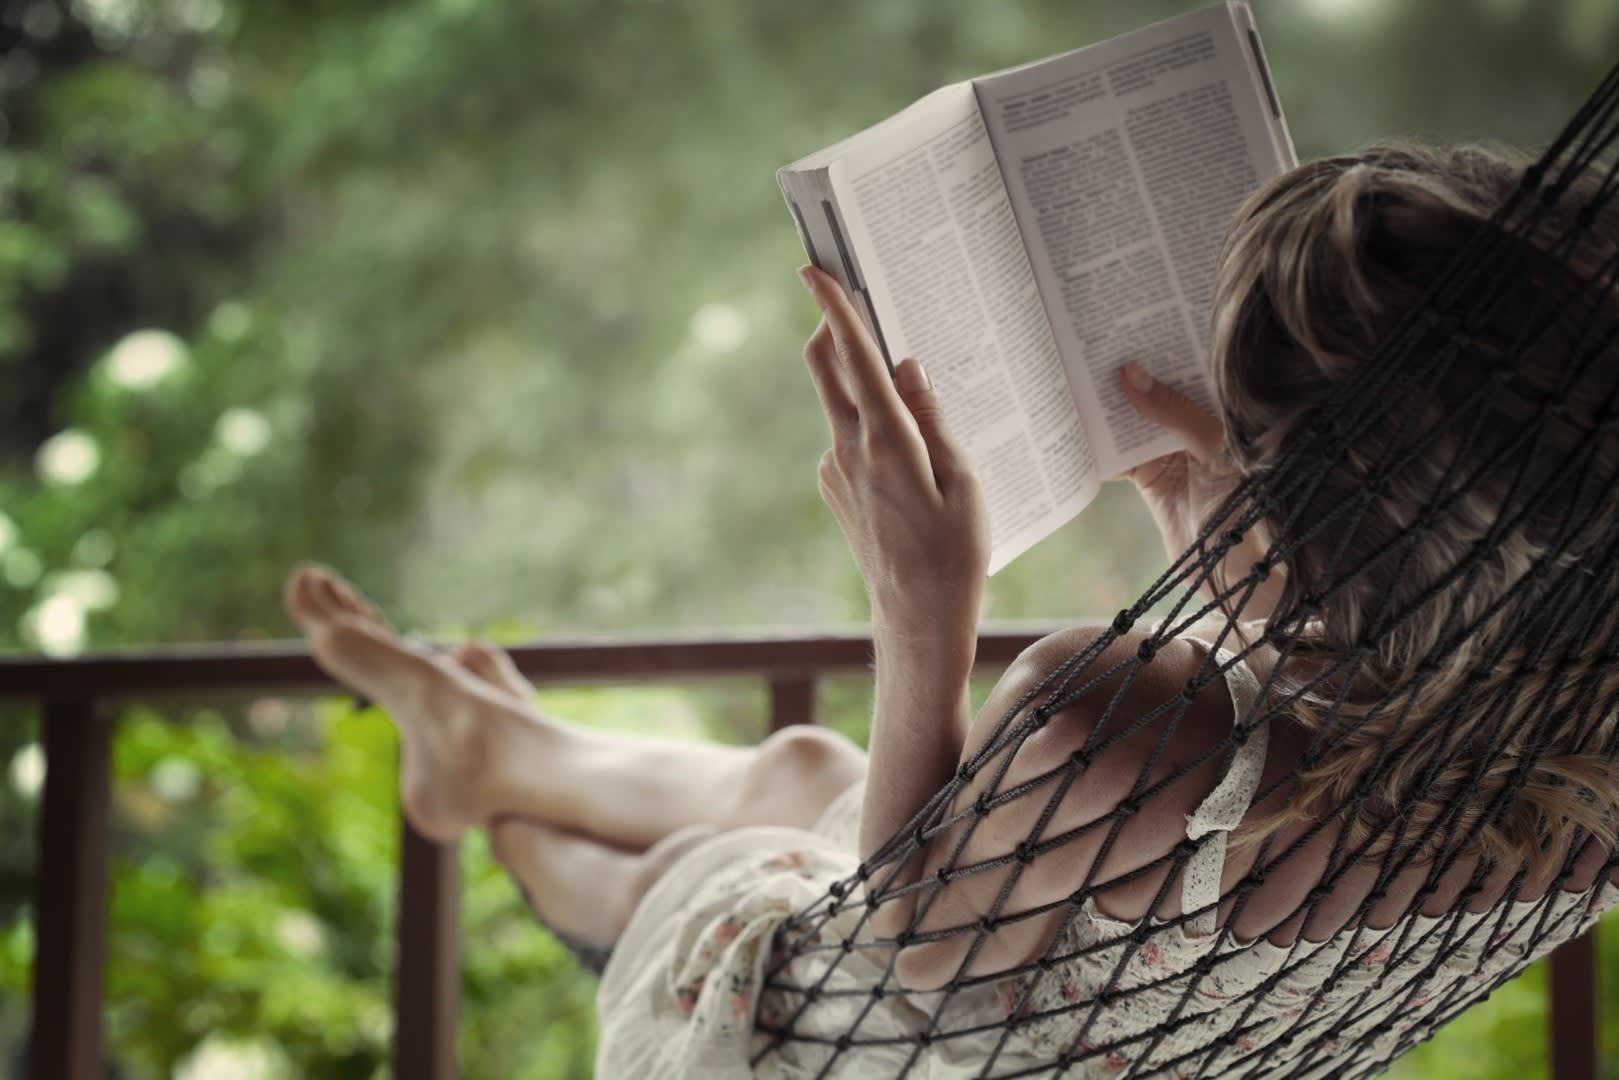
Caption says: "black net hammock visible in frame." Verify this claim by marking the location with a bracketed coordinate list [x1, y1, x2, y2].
[745, 60, 1619, 1080]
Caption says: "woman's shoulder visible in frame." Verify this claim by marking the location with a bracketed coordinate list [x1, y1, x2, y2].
[964, 621, 1244, 837]
[975, 622, 1238, 762]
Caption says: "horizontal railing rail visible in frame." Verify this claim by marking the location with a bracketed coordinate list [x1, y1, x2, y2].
[0, 628, 1603, 1080]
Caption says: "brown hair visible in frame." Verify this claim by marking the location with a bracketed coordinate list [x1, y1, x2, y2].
[1207, 141, 1619, 882]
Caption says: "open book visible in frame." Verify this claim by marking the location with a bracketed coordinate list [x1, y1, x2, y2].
[778, 2, 1296, 574]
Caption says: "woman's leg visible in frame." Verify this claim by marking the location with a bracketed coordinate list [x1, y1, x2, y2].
[286, 566, 868, 849]
[488, 818, 722, 952]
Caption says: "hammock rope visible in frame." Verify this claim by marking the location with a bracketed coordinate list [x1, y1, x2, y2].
[752, 55, 1619, 1080]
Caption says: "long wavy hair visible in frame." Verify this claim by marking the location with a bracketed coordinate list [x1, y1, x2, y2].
[1205, 141, 1619, 883]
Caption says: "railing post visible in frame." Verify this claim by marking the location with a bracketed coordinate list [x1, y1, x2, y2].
[1548, 930, 1599, 1080]
[768, 676, 818, 731]
[28, 699, 112, 1080]
[392, 818, 460, 1080]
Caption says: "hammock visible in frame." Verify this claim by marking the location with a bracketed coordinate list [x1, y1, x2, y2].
[750, 58, 1619, 1080]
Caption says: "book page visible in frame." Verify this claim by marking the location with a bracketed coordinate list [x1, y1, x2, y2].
[974, 2, 1296, 479]
[826, 84, 1097, 574]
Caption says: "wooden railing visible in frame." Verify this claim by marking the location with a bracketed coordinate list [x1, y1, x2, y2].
[0, 630, 1604, 1080]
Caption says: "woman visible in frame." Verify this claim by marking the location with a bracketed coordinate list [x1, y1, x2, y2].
[286, 142, 1618, 1077]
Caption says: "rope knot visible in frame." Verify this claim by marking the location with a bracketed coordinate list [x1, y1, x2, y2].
[935, 868, 952, 886]
[1112, 610, 1136, 635]
[1014, 842, 1037, 865]
[1137, 640, 1159, 663]
[974, 792, 994, 817]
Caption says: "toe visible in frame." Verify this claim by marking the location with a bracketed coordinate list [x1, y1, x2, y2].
[328, 574, 384, 624]
[285, 565, 334, 627]
[456, 642, 533, 698]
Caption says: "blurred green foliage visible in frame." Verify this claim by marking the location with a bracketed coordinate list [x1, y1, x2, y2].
[0, 0, 1617, 1076]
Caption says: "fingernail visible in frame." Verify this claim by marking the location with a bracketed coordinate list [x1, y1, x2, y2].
[798, 265, 818, 293]
[897, 358, 931, 393]
[1123, 362, 1154, 393]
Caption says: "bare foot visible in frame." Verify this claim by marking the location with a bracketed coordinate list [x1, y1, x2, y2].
[285, 565, 544, 841]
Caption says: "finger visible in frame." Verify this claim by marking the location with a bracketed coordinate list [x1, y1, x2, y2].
[798, 265, 906, 424]
[803, 319, 859, 436]
[893, 358, 965, 490]
[1120, 362, 1223, 462]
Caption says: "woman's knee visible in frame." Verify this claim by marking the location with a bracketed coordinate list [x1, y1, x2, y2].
[746, 724, 866, 801]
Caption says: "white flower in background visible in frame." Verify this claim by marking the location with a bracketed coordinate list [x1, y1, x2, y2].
[150, 757, 201, 803]
[35, 428, 100, 486]
[45, 569, 119, 611]
[24, 593, 87, 657]
[273, 910, 327, 959]
[3, 548, 42, 589]
[0, 512, 16, 555]
[690, 302, 749, 353]
[71, 528, 116, 568]
[104, 328, 187, 390]
[216, 407, 272, 456]
[175, 1036, 286, 1080]
[9, 743, 45, 800]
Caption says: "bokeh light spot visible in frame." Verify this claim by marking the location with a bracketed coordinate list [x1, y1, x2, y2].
[36, 428, 101, 486]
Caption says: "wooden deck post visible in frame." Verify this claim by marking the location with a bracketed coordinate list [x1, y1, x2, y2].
[768, 676, 818, 732]
[391, 818, 460, 1080]
[1548, 930, 1599, 1080]
[29, 700, 112, 1080]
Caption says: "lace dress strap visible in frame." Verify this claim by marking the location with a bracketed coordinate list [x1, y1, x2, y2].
[1178, 621, 1269, 937]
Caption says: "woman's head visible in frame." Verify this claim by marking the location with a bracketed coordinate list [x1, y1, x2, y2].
[1205, 141, 1619, 878]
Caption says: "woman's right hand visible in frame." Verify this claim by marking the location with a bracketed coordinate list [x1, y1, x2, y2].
[1117, 362, 1285, 618]
[1115, 362, 1225, 561]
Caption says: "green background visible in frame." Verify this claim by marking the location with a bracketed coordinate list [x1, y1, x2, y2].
[0, 0, 1615, 1075]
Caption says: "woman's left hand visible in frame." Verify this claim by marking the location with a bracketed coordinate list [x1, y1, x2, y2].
[798, 266, 990, 649]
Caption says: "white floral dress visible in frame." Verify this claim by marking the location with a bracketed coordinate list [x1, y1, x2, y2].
[595, 627, 1618, 1078]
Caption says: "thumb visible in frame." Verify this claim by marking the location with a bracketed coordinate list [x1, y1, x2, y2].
[895, 357, 965, 482]
[1120, 362, 1223, 462]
